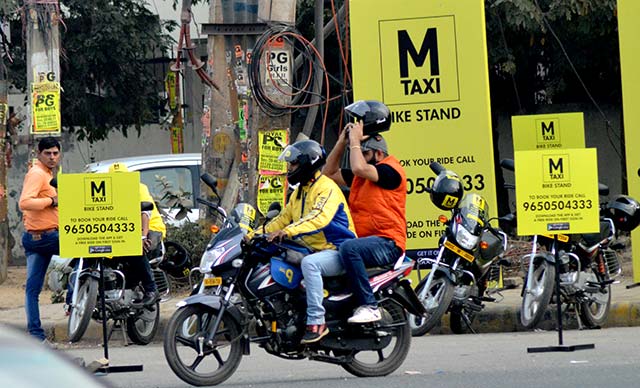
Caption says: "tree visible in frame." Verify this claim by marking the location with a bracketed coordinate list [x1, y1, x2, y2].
[3, 0, 176, 143]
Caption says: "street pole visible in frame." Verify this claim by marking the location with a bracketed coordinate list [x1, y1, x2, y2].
[0, 55, 8, 284]
[202, 0, 296, 212]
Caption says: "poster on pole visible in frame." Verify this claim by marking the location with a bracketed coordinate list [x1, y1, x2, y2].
[30, 81, 61, 135]
[511, 112, 585, 151]
[58, 172, 142, 258]
[257, 174, 287, 216]
[618, 0, 640, 282]
[258, 129, 288, 174]
[514, 148, 599, 236]
[350, 0, 496, 259]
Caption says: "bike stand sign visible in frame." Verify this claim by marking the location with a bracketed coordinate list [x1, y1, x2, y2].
[58, 171, 144, 373]
[514, 148, 599, 353]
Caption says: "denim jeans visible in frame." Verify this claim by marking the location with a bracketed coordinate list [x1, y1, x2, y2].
[300, 250, 344, 325]
[23, 230, 60, 340]
[339, 236, 400, 308]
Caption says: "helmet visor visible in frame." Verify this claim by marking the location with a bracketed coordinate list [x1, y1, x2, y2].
[278, 145, 302, 163]
[345, 100, 369, 121]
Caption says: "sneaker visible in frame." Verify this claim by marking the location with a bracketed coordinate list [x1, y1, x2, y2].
[63, 304, 72, 317]
[141, 290, 160, 306]
[347, 306, 382, 324]
[300, 324, 329, 344]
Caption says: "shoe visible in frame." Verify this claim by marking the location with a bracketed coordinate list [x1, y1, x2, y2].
[63, 304, 71, 317]
[300, 324, 329, 344]
[141, 290, 159, 306]
[347, 306, 382, 324]
[41, 338, 59, 350]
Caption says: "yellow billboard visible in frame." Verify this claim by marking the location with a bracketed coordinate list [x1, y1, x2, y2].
[512, 112, 585, 151]
[350, 0, 496, 257]
[514, 148, 599, 236]
[618, 0, 640, 282]
[58, 172, 142, 258]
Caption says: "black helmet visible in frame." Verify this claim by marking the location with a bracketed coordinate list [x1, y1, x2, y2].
[278, 139, 326, 185]
[159, 241, 192, 279]
[345, 100, 391, 135]
[604, 195, 640, 232]
[430, 170, 464, 210]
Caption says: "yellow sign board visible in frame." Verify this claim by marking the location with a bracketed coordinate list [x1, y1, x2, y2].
[618, 0, 640, 282]
[512, 112, 585, 151]
[31, 81, 61, 135]
[58, 172, 142, 258]
[258, 129, 288, 174]
[350, 0, 496, 258]
[0, 103, 7, 126]
[514, 148, 599, 236]
[257, 174, 287, 216]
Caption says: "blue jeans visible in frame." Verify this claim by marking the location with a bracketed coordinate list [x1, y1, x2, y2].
[300, 250, 344, 325]
[339, 236, 400, 308]
[23, 230, 60, 340]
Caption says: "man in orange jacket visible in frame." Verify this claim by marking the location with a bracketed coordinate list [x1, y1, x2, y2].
[324, 100, 407, 323]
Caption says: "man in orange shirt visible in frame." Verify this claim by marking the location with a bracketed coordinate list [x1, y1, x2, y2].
[19, 137, 61, 341]
[324, 100, 407, 323]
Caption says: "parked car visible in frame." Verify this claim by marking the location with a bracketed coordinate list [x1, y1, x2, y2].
[84, 153, 201, 223]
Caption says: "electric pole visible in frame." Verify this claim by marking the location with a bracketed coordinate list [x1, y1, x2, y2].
[0, 53, 8, 284]
[203, 0, 296, 212]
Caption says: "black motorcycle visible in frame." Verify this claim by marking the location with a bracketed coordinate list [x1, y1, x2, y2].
[162, 173, 426, 386]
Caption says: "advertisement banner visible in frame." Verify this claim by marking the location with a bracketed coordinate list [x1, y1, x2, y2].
[514, 148, 599, 236]
[350, 0, 496, 258]
[30, 81, 61, 135]
[258, 129, 288, 174]
[58, 172, 142, 258]
[618, 0, 640, 282]
[511, 112, 585, 151]
[257, 174, 287, 216]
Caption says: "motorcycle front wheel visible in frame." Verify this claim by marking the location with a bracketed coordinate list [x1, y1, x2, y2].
[163, 305, 243, 386]
[408, 272, 455, 336]
[67, 277, 98, 343]
[341, 299, 411, 377]
[126, 302, 160, 345]
[520, 257, 555, 329]
[579, 280, 611, 328]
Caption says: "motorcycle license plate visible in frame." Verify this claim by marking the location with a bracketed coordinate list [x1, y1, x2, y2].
[444, 240, 475, 262]
[204, 276, 222, 287]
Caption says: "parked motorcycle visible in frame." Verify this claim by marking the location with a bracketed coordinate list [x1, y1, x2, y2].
[500, 158, 639, 329]
[66, 202, 171, 344]
[408, 162, 508, 336]
[163, 173, 426, 387]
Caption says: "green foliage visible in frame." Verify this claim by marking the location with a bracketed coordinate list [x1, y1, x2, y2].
[166, 221, 210, 263]
[154, 174, 193, 221]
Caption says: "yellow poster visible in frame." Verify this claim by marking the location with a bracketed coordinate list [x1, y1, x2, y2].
[257, 174, 287, 215]
[514, 148, 599, 236]
[618, 0, 640, 282]
[0, 103, 7, 126]
[350, 0, 496, 258]
[58, 172, 142, 258]
[512, 112, 585, 151]
[258, 129, 288, 174]
[31, 81, 61, 135]
[165, 71, 178, 110]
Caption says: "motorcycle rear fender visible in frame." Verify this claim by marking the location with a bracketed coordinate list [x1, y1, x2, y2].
[177, 294, 245, 329]
[388, 279, 428, 317]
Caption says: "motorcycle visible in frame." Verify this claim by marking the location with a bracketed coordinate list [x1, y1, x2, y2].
[163, 173, 427, 387]
[66, 201, 171, 344]
[500, 158, 637, 329]
[408, 162, 508, 336]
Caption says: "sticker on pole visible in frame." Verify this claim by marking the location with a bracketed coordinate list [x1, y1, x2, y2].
[514, 148, 599, 236]
[58, 172, 142, 258]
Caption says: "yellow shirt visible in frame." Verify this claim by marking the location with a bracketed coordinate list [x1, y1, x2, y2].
[140, 183, 166, 238]
[19, 160, 58, 231]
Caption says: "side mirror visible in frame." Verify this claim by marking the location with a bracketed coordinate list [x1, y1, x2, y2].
[141, 201, 154, 212]
[265, 202, 281, 220]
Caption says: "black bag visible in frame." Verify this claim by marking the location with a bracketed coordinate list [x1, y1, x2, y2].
[145, 231, 164, 259]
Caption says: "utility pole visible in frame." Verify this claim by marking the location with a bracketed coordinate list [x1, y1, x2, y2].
[0, 53, 8, 284]
[203, 0, 296, 212]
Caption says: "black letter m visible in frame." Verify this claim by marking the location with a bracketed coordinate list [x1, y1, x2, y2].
[91, 181, 106, 197]
[549, 158, 563, 174]
[398, 28, 439, 78]
[541, 121, 555, 137]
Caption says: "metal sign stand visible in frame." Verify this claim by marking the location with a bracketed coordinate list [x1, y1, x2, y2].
[527, 235, 595, 353]
[95, 257, 143, 374]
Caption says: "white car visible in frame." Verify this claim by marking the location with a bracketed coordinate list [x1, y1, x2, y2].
[84, 153, 201, 224]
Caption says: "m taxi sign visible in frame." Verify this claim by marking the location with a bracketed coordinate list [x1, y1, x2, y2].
[58, 172, 142, 258]
[512, 112, 585, 151]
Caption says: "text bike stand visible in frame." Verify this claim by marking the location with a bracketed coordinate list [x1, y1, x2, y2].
[527, 235, 595, 353]
[95, 257, 143, 374]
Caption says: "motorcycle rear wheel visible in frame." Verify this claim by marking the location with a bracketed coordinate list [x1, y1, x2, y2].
[409, 273, 455, 336]
[341, 300, 411, 377]
[163, 305, 243, 386]
[67, 277, 98, 343]
[579, 283, 611, 328]
[520, 258, 555, 329]
[126, 302, 160, 345]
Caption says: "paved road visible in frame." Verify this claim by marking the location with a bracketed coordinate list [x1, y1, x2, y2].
[67, 327, 640, 388]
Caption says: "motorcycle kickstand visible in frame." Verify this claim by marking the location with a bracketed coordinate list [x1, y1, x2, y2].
[572, 303, 585, 331]
[461, 312, 477, 334]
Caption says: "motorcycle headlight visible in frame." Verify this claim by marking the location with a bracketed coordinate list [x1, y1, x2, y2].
[454, 224, 480, 250]
[199, 247, 225, 273]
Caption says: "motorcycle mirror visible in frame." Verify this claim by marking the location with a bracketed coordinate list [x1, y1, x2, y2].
[141, 201, 154, 212]
[598, 183, 609, 196]
[500, 159, 514, 172]
[200, 173, 221, 199]
[265, 202, 281, 220]
[49, 177, 57, 189]
[429, 162, 445, 175]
